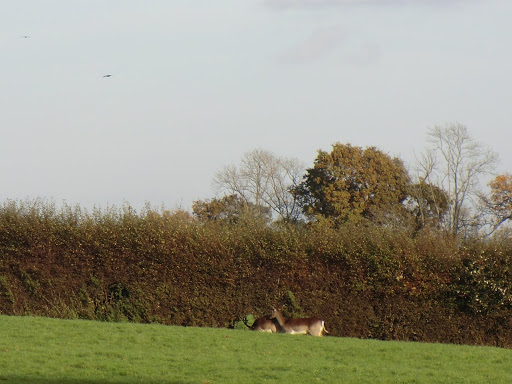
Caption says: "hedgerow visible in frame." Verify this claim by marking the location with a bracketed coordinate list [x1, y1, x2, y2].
[1, 199, 511, 347]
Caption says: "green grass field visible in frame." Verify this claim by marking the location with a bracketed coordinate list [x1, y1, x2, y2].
[1, 315, 512, 383]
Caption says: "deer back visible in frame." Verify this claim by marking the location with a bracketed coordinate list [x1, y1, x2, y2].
[270, 308, 327, 337]
[250, 316, 278, 333]
[286, 317, 326, 336]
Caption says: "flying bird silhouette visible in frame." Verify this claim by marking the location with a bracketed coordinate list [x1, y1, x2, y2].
[103, 74, 112, 78]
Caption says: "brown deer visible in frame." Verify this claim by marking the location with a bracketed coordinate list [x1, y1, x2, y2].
[270, 308, 328, 337]
[244, 315, 279, 333]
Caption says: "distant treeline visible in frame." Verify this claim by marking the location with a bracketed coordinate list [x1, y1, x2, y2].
[1, 199, 512, 347]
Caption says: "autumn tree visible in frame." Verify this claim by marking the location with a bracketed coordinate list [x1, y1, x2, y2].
[480, 173, 512, 235]
[294, 143, 410, 224]
[212, 149, 305, 223]
[417, 123, 498, 236]
[192, 194, 271, 224]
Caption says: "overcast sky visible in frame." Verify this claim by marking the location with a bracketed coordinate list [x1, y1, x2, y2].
[2, 0, 511, 211]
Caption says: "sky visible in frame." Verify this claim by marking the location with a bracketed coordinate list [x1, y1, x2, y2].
[2, 0, 511, 212]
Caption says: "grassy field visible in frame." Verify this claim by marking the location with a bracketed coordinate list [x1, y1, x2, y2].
[1, 315, 512, 383]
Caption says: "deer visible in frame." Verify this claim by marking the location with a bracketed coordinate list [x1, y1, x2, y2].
[270, 308, 328, 337]
[243, 315, 279, 333]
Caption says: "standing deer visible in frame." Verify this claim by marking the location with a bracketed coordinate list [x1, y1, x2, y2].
[244, 315, 279, 333]
[270, 308, 328, 337]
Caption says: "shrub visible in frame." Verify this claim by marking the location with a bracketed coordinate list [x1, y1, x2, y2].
[1, 199, 512, 347]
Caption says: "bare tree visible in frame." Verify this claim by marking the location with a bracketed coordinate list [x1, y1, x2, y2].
[213, 149, 305, 223]
[417, 123, 498, 236]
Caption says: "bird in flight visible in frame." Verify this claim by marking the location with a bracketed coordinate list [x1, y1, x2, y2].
[103, 74, 112, 78]
[21, 35, 30, 39]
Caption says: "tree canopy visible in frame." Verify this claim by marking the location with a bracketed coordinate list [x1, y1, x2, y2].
[407, 180, 450, 231]
[484, 173, 512, 234]
[192, 194, 271, 224]
[294, 143, 410, 223]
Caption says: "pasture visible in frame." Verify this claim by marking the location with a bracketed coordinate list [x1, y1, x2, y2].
[1, 315, 512, 383]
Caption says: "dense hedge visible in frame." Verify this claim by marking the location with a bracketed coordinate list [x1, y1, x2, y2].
[1, 199, 512, 347]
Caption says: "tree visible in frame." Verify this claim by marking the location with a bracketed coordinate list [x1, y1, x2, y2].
[212, 149, 305, 223]
[408, 148, 451, 231]
[406, 180, 450, 231]
[192, 194, 271, 224]
[417, 123, 498, 236]
[294, 143, 410, 223]
[480, 173, 512, 235]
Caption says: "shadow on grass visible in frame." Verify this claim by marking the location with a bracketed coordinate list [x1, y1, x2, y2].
[0, 376, 193, 384]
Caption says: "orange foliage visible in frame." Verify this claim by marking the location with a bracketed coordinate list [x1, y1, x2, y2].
[489, 173, 512, 218]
